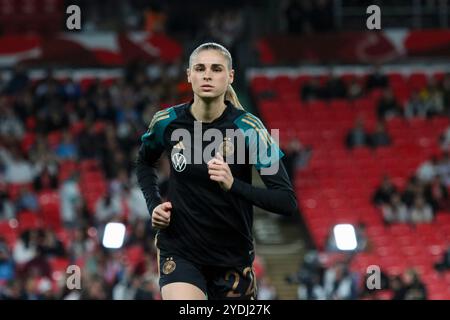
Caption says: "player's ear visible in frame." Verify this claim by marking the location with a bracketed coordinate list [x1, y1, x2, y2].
[229, 69, 234, 85]
[187, 68, 191, 83]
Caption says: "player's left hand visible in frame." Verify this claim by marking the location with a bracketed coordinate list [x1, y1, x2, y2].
[207, 152, 234, 191]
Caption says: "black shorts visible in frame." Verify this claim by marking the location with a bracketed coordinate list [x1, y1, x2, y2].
[158, 250, 257, 300]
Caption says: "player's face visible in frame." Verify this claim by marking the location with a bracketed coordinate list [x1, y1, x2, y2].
[187, 50, 234, 101]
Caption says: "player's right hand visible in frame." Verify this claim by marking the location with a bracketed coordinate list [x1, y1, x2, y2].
[152, 202, 172, 229]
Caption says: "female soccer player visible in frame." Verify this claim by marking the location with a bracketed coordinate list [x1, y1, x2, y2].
[136, 42, 298, 300]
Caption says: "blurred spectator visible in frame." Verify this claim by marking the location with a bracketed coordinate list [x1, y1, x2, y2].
[55, 130, 78, 160]
[424, 175, 450, 212]
[404, 91, 427, 119]
[13, 231, 38, 266]
[95, 190, 123, 225]
[392, 269, 427, 300]
[346, 118, 371, 149]
[410, 196, 433, 224]
[80, 275, 108, 300]
[59, 174, 82, 229]
[401, 176, 421, 208]
[373, 175, 397, 206]
[0, 104, 25, 140]
[257, 276, 278, 300]
[0, 148, 34, 184]
[15, 188, 39, 213]
[434, 244, 450, 272]
[440, 125, 450, 152]
[126, 183, 149, 223]
[366, 66, 389, 91]
[301, 78, 323, 101]
[62, 78, 82, 101]
[125, 219, 154, 253]
[441, 73, 450, 116]
[323, 261, 356, 300]
[377, 89, 402, 120]
[436, 152, 450, 187]
[0, 238, 14, 282]
[0, 184, 15, 220]
[286, 250, 326, 300]
[369, 121, 391, 148]
[347, 78, 364, 100]
[69, 226, 96, 263]
[4, 64, 29, 94]
[420, 78, 444, 117]
[134, 276, 157, 300]
[381, 192, 409, 224]
[283, 138, 312, 184]
[417, 156, 438, 183]
[323, 74, 347, 99]
[37, 229, 66, 258]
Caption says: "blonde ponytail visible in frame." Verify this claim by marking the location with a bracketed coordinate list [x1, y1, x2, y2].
[225, 84, 244, 110]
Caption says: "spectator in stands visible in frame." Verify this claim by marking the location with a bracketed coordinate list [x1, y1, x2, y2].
[283, 138, 312, 185]
[372, 175, 397, 206]
[440, 125, 450, 152]
[369, 121, 391, 148]
[0, 103, 25, 140]
[69, 226, 96, 262]
[346, 117, 371, 149]
[347, 78, 364, 100]
[94, 189, 123, 225]
[417, 156, 438, 183]
[15, 187, 39, 213]
[323, 261, 355, 300]
[36, 229, 66, 258]
[441, 73, 450, 116]
[60, 174, 82, 229]
[77, 121, 103, 159]
[395, 268, 427, 300]
[4, 64, 29, 94]
[420, 78, 444, 117]
[257, 276, 278, 300]
[410, 196, 433, 224]
[301, 77, 323, 101]
[434, 244, 450, 272]
[401, 176, 421, 208]
[125, 219, 154, 253]
[55, 130, 78, 160]
[134, 276, 158, 300]
[0, 183, 15, 220]
[323, 74, 347, 99]
[0, 280, 27, 299]
[1, 148, 34, 184]
[425, 175, 450, 212]
[0, 238, 14, 282]
[62, 78, 81, 101]
[287, 250, 326, 300]
[126, 183, 150, 223]
[13, 230, 38, 266]
[436, 152, 450, 187]
[404, 91, 428, 119]
[366, 65, 389, 91]
[381, 192, 409, 224]
[80, 275, 108, 300]
[377, 88, 402, 120]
